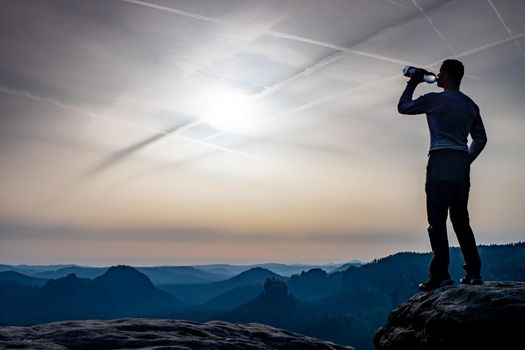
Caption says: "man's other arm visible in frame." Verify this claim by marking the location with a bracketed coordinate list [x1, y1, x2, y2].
[468, 109, 488, 164]
[397, 81, 431, 115]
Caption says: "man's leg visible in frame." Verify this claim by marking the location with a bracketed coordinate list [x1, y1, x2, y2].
[450, 183, 482, 278]
[425, 178, 454, 279]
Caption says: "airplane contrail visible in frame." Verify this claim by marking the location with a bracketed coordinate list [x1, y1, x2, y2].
[487, 0, 525, 57]
[267, 31, 420, 67]
[120, 0, 423, 149]
[269, 74, 402, 121]
[411, 0, 456, 55]
[121, 0, 426, 161]
[0, 86, 166, 135]
[383, 0, 407, 9]
[429, 31, 525, 66]
[0, 86, 266, 164]
[122, 0, 225, 24]
[254, 51, 348, 101]
[83, 122, 194, 178]
[121, 0, 421, 68]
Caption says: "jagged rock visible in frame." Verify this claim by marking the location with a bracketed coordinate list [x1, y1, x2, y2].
[374, 281, 525, 349]
[0, 318, 354, 349]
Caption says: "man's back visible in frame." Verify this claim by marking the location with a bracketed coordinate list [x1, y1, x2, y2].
[398, 84, 487, 163]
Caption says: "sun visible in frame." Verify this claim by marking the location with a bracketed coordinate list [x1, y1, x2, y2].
[201, 89, 261, 135]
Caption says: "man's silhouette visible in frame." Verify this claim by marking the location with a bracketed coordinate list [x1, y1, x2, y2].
[398, 59, 487, 291]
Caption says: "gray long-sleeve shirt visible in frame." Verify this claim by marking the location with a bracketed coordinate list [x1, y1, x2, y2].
[398, 82, 487, 163]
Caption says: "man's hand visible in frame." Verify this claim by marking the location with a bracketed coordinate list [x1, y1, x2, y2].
[409, 68, 427, 84]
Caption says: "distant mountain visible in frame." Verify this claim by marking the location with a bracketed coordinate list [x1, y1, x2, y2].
[0, 280, 40, 325]
[202, 284, 264, 311]
[0, 271, 49, 287]
[91, 265, 177, 316]
[26, 265, 228, 285]
[33, 266, 108, 279]
[329, 260, 363, 273]
[194, 263, 350, 277]
[159, 267, 283, 305]
[0, 262, 358, 283]
[189, 264, 251, 278]
[137, 266, 228, 285]
[287, 268, 343, 300]
[0, 264, 77, 275]
[0, 265, 181, 325]
[215, 277, 318, 332]
[250, 263, 342, 277]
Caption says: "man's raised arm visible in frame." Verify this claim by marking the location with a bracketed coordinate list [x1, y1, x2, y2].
[397, 81, 431, 115]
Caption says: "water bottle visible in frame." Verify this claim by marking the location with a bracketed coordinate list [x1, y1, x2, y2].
[403, 66, 437, 84]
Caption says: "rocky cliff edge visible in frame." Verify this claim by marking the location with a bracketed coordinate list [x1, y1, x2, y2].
[0, 318, 354, 350]
[374, 281, 525, 349]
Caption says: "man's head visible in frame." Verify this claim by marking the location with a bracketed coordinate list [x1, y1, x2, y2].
[437, 59, 464, 89]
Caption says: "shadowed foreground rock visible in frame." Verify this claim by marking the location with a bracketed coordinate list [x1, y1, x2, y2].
[0, 318, 354, 350]
[374, 281, 525, 349]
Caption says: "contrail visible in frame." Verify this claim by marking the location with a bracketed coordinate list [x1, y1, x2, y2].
[121, 0, 424, 115]
[155, 130, 227, 159]
[84, 125, 185, 178]
[176, 135, 270, 162]
[428, 31, 525, 66]
[121, 0, 421, 68]
[0, 86, 266, 163]
[268, 74, 402, 121]
[83, 121, 200, 178]
[383, 0, 407, 8]
[105, 131, 267, 188]
[122, 0, 225, 24]
[121, 0, 424, 159]
[254, 51, 348, 100]
[487, 0, 525, 57]
[0, 86, 165, 135]
[268, 31, 420, 67]
[412, 0, 455, 55]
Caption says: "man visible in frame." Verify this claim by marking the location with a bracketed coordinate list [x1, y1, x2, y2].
[397, 59, 488, 291]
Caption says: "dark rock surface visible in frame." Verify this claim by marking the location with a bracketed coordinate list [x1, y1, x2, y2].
[0, 318, 354, 349]
[374, 281, 525, 349]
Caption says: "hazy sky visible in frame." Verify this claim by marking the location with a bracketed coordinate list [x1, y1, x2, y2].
[1, 0, 524, 266]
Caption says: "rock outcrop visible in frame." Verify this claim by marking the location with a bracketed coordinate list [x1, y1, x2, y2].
[374, 281, 525, 349]
[0, 318, 354, 349]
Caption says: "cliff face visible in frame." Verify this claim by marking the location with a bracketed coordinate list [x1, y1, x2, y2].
[0, 318, 354, 350]
[374, 281, 525, 349]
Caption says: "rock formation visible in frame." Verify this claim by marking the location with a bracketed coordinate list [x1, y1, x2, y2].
[0, 318, 354, 349]
[374, 281, 525, 349]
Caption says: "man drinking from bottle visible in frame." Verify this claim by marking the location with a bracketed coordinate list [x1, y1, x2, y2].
[397, 59, 488, 291]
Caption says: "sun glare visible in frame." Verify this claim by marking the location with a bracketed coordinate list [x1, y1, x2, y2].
[201, 89, 262, 135]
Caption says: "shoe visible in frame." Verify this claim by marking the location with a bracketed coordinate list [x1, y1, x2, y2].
[460, 275, 483, 285]
[418, 276, 453, 291]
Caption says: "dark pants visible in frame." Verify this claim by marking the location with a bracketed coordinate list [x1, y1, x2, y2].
[425, 149, 481, 278]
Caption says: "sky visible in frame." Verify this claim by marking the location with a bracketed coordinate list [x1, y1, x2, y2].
[1, 0, 524, 266]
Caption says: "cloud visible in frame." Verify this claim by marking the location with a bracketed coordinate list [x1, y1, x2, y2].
[0, 219, 413, 245]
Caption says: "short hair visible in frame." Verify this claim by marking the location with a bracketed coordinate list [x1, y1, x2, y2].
[441, 59, 464, 86]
